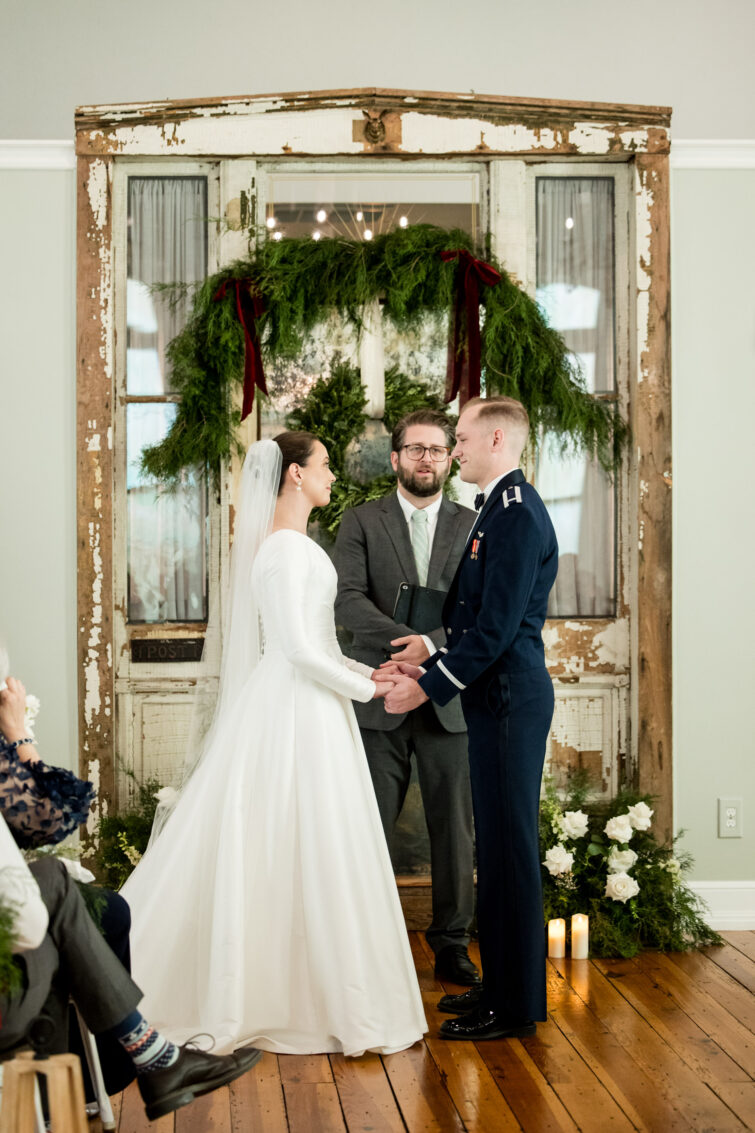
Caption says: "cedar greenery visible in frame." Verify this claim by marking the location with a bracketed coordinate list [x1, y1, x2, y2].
[142, 225, 628, 488]
[0, 901, 21, 996]
[93, 772, 161, 889]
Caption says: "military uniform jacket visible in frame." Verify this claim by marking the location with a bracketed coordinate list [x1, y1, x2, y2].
[420, 469, 559, 709]
[334, 491, 475, 732]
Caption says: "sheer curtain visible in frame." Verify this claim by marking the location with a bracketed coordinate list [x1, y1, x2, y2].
[535, 178, 616, 617]
[126, 177, 209, 622]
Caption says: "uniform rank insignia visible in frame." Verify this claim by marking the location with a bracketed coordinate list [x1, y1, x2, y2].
[502, 485, 523, 508]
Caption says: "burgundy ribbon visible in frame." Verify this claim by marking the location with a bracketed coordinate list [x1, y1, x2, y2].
[213, 278, 267, 421]
[440, 250, 501, 406]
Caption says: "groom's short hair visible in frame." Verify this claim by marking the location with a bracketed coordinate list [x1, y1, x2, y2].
[463, 396, 530, 445]
[391, 410, 455, 454]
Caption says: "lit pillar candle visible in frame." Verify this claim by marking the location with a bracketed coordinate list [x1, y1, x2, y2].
[571, 914, 589, 959]
[547, 918, 566, 958]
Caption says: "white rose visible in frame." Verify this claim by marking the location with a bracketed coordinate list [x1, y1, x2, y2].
[607, 846, 638, 874]
[605, 871, 640, 903]
[559, 810, 589, 840]
[604, 814, 634, 843]
[627, 802, 654, 831]
[154, 786, 179, 806]
[24, 693, 41, 738]
[543, 844, 574, 876]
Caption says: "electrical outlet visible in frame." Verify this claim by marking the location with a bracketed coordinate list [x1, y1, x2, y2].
[718, 797, 743, 838]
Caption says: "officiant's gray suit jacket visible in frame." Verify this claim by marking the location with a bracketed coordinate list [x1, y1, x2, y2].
[334, 492, 475, 732]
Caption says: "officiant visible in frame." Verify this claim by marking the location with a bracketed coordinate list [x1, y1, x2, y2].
[334, 410, 479, 986]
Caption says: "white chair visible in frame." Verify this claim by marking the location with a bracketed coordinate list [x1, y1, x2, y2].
[73, 1006, 116, 1131]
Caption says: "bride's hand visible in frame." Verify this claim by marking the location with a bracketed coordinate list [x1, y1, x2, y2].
[371, 675, 397, 700]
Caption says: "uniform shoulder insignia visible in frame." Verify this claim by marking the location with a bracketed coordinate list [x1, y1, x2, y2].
[501, 485, 523, 509]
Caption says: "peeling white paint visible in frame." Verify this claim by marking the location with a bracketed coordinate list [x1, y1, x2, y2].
[593, 619, 629, 666]
[542, 625, 561, 650]
[86, 433, 101, 452]
[86, 159, 110, 231]
[569, 123, 612, 154]
[619, 129, 647, 152]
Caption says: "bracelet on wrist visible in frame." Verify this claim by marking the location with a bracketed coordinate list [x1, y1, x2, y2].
[5, 737, 35, 755]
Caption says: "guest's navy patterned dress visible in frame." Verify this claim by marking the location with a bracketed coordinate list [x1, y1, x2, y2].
[0, 737, 95, 849]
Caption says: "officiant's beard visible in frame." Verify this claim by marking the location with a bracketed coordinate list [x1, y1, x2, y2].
[396, 462, 448, 498]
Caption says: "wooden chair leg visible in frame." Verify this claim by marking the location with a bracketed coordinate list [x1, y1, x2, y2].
[0, 1053, 89, 1133]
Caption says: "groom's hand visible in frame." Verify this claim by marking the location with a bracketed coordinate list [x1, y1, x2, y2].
[380, 661, 423, 680]
[390, 634, 431, 666]
[371, 671, 398, 700]
[384, 675, 429, 714]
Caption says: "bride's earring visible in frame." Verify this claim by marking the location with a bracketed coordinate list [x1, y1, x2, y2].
[296, 481, 303, 492]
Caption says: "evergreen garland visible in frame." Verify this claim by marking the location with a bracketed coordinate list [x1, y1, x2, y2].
[0, 901, 21, 996]
[141, 225, 628, 487]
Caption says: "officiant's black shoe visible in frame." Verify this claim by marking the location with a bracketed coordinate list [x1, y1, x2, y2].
[439, 1008, 536, 1041]
[438, 985, 484, 1013]
[138, 1042, 263, 1121]
[434, 945, 481, 986]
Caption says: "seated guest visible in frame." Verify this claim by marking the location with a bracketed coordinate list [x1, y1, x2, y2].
[0, 813, 262, 1120]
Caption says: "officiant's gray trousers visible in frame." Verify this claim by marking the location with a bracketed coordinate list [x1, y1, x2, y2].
[361, 700, 475, 954]
[0, 858, 142, 1053]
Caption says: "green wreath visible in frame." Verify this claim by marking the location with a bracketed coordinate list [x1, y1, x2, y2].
[142, 224, 628, 504]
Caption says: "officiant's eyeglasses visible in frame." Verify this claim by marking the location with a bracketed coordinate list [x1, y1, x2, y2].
[400, 445, 452, 462]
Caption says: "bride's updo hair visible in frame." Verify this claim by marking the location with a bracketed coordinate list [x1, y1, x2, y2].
[273, 430, 319, 494]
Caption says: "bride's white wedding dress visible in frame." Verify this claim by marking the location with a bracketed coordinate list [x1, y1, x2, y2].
[122, 529, 427, 1056]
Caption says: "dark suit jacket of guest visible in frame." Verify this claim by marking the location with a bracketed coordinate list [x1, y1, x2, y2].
[334, 491, 476, 732]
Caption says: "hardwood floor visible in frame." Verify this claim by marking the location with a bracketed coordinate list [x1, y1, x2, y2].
[105, 932, 755, 1132]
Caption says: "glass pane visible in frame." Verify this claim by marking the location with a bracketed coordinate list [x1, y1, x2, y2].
[536, 435, 615, 617]
[535, 177, 616, 616]
[536, 177, 615, 393]
[127, 177, 208, 394]
[261, 171, 480, 433]
[127, 404, 208, 623]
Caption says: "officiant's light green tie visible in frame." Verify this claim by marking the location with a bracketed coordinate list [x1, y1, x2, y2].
[411, 508, 430, 586]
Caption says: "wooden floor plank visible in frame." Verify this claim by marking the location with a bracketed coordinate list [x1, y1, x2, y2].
[702, 943, 755, 995]
[546, 961, 689, 1132]
[330, 1053, 406, 1132]
[415, 931, 522, 1131]
[721, 931, 755, 964]
[229, 1051, 288, 1131]
[382, 1043, 465, 1132]
[282, 1082, 347, 1133]
[117, 1081, 173, 1132]
[593, 956, 750, 1088]
[278, 1054, 334, 1083]
[665, 950, 755, 1034]
[174, 1085, 231, 1132]
[567, 958, 747, 1130]
[477, 1039, 579, 1133]
[635, 951, 755, 1077]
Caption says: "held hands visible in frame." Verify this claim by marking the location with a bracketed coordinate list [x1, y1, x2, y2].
[379, 661, 423, 681]
[389, 634, 431, 666]
[370, 670, 398, 700]
[384, 674, 429, 715]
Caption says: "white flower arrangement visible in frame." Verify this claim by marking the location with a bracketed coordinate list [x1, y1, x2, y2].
[558, 809, 589, 840]
[627, 801, 654, 831]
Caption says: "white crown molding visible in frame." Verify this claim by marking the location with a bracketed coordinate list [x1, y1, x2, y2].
[671, 140, 755, 169]
[0, 141, 75, 170]
[690, 881, 755, 930]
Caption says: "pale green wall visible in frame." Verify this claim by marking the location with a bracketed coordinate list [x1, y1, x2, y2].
[0, 169, 78, 768]
[671, 168, 755, 879]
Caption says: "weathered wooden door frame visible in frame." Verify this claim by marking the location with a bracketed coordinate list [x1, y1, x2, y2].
[75, 88, 672, 835]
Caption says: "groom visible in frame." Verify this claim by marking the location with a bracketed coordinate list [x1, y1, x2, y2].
[384, 396, 558, 1040]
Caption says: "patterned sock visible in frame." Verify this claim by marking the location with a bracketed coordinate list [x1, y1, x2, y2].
[109, 1010, 179, 1074]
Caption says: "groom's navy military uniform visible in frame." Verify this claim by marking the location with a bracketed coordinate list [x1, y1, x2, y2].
[419, 469, 558, 1022]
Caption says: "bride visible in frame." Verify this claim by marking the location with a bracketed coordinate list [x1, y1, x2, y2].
[121, 432, 427, 1056]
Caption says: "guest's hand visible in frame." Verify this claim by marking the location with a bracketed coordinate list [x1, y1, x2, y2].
[384, 675, 429, 714]
[380, 661, 423, 681]
[390, 635, 431, 666]
[0, 677, 30, 743]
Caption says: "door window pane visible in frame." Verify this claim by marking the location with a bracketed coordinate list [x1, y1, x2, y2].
[126, 404, 209, 623]
[535, 177, 616, 616]
[127, 177, 208, 394]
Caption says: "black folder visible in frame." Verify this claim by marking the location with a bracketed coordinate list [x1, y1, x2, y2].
[393, 582, 446, 634]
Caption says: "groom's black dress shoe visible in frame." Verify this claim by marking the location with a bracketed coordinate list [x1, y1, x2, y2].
[434, 945, 481, 986]
[138, 1042, 263, 1120]
[439, 1007, 536, 1041]
[438, 985, 483, 1013]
